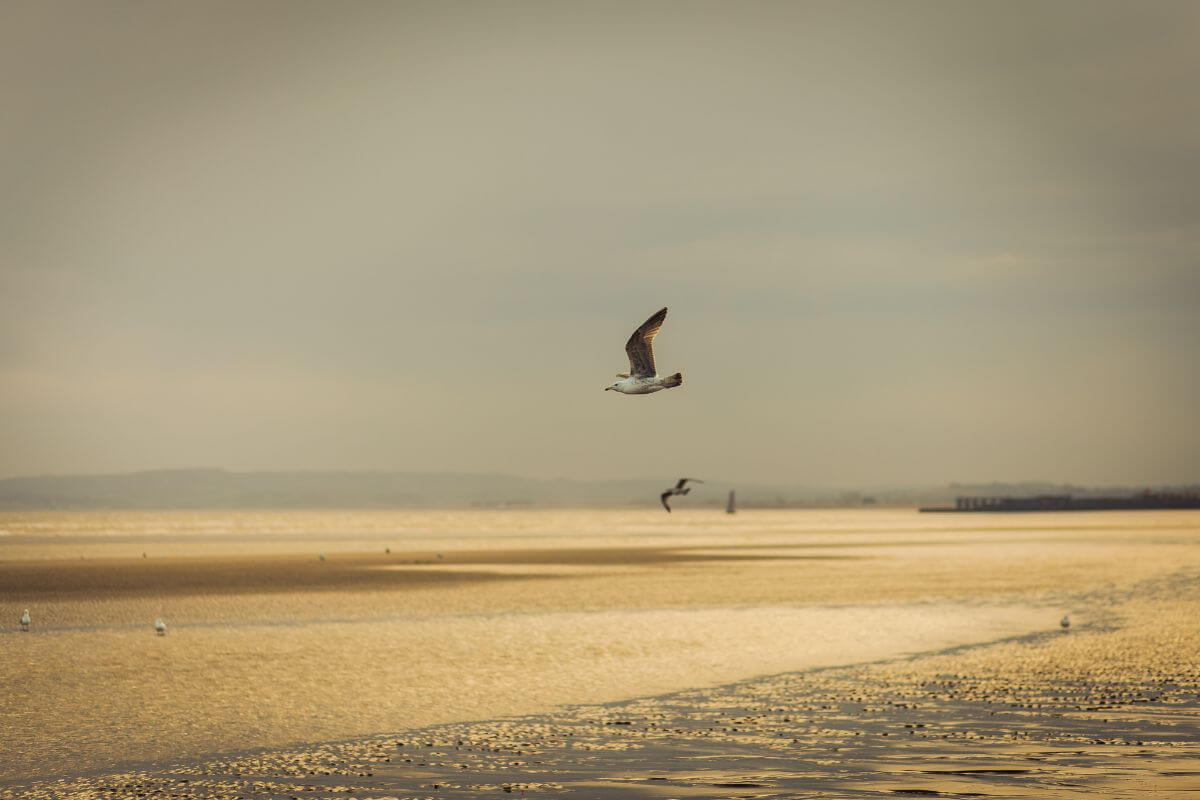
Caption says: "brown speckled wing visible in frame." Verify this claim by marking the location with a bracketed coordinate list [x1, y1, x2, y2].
[624, 307, 667, 378]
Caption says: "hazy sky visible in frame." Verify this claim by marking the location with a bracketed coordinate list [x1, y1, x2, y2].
[3, 1, 1198, 486]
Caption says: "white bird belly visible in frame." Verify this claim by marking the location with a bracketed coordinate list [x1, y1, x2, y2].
[614, 376, 664, 394]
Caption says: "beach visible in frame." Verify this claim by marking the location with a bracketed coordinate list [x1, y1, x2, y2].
[2, 509, 1198, 797]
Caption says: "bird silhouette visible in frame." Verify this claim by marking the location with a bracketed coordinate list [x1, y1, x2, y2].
[660, 478, 703, 512]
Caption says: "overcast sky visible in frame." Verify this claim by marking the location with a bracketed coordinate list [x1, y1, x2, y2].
[2, 1, 1198, 486]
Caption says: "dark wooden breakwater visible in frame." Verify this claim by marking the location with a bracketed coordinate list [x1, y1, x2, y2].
[920, 490, 1200, 512]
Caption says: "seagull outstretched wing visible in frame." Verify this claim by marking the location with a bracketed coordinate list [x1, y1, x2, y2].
[625, 307, 668, 378]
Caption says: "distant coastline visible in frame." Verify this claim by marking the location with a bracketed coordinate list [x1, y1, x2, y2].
[0, 468, 1195, 512]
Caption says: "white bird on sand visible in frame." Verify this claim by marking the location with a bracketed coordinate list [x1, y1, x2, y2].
[154, 618, 168, 636]
[660, 478, 704, 513]
[20, 609, 30, 631]
[605, 307, 683, 395]
[1060, 614, 1070, 631]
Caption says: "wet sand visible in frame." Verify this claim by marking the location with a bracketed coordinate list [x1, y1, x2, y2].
[6, 572, 1198, 799]
[0, 544, 865, 601]
[2, 509, 1198, 797]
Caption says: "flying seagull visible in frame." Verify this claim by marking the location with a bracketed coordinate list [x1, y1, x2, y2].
[660, 478, 703, 512]
[20, 609, 30, 631]
[154, 618, 168, 636]
[605, 307, 683, 395]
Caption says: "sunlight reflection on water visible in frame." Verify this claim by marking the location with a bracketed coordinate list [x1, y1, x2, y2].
[2, 508, 1197, 783]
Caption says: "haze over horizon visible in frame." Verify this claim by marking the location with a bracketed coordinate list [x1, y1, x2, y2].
[4, 1, 1198, 486]
[1, 464, 1194, 492]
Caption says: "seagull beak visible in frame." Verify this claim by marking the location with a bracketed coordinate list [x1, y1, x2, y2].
[604, 386, 613, 391]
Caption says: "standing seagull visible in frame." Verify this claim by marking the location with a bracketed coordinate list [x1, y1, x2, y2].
[1060, 614, 1070, 631]
[605, 307, 683, 395]
[660, 478, 703, 513]
[20, 609, 30, 631]
[154, 618, 168, 636]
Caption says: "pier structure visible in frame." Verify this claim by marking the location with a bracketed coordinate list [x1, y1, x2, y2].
[923, 490, 1200, 513]
[953, 495, 1073, 511]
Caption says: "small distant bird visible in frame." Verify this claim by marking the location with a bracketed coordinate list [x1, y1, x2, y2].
[1060, 614, 1070, 631]
[385, 547, 391, 554]
[142, 552, 147, 559]
[319, 553, 326, 562]
[154, 618, 167, 636]
[605, 307, 683, 395]
[660, 478, 703, 513]
[20, 609, 31, 631]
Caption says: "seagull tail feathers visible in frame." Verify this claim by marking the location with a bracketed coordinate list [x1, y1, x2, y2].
[662, 372, 683, 389]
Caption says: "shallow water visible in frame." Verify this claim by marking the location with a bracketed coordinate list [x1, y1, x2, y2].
[1, 508, 1197, 784]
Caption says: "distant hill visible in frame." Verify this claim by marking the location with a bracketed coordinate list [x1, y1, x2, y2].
[0, 469, 1190, 511]
[0, 468, 812, 510]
